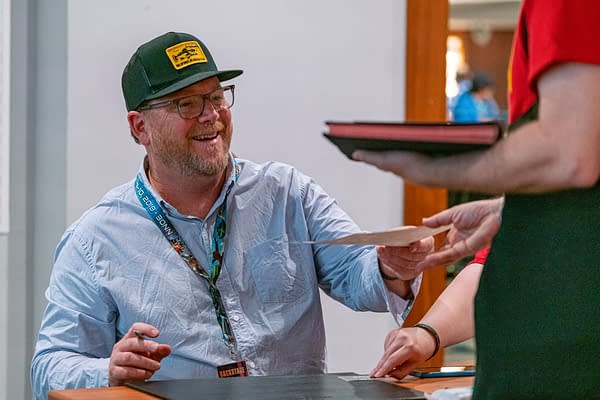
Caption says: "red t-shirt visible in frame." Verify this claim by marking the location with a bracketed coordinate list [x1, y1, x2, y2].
[508, 0, 600, 124]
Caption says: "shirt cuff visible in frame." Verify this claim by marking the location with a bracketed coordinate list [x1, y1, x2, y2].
[383, 273, 422, 325]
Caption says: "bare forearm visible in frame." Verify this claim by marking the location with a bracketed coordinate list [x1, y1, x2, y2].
[428, 64, 600, 193]
[410, 122, 596, 193]
[419, 263, 483, 347]
[370, 263, 482, 379]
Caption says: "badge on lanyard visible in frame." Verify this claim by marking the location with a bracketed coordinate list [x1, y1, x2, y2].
[217, 361, 249, 378]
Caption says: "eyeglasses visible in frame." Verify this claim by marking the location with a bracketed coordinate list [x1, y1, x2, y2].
[138, 85, 235, 119]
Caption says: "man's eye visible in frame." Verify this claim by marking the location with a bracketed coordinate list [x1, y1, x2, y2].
[210, 91, 225, 102]
[179, 98, 200, 109]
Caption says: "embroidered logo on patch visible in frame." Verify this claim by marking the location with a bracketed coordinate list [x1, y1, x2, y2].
[165, 41, 207, 70]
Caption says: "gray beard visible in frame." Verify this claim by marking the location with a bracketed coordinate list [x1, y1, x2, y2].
[149, 123, 231, 177]
[166, 149, 229, 177]
[151, 137, 229, 177]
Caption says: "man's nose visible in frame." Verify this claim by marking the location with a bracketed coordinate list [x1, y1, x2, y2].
[197, 101, 219, 123]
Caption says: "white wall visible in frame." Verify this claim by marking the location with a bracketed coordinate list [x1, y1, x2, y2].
[68, 0, 407, 375]
[2, 2, 408, 398]
[67, 0, 407, 223]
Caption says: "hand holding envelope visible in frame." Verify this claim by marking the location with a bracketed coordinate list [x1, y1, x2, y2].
[307, 224, 450, 295]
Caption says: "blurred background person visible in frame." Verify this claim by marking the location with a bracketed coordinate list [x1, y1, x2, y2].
[451, 72, 500, 123]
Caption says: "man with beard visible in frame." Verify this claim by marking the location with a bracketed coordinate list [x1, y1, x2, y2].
[30, 32, 433, 398]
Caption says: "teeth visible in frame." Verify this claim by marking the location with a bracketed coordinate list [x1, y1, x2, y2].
[194, 133, 218, 140]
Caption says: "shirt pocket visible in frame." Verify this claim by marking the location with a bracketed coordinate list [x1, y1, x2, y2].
[244, 235, 312, 304]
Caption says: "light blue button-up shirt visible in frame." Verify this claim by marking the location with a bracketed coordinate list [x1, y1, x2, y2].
[31, 156, 419, 398]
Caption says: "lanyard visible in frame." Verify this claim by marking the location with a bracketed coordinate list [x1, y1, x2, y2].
[134, 161, 240, 358]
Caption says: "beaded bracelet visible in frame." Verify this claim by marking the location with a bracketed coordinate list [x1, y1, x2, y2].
[415, 323, 441, 361]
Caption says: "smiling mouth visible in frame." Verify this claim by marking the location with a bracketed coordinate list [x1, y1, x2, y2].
[192, 132, 219, 141]
[192, 121, 224, 141]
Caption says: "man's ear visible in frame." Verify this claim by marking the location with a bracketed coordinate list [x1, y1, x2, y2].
[127, 110, 150, 145]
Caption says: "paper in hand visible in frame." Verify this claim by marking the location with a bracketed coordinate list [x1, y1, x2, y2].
[310, 225, 450, 247]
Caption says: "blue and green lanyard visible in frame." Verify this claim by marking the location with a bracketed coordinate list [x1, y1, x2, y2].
[134, 161, 241, 358]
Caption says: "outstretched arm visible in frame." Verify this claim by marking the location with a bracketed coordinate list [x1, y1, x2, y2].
[370, 259, 483, 379]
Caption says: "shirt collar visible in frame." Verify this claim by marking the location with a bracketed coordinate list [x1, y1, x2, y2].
[137, 153, 237, 220]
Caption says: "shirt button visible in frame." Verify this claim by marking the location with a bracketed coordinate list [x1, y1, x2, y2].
[231, 315, 240, 322]
[247, 360, 255, 368]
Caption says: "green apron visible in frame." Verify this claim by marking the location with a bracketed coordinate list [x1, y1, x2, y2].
[473, 107, 600, 398]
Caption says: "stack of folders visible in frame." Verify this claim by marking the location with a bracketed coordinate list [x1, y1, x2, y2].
[323, 120, 504, 158]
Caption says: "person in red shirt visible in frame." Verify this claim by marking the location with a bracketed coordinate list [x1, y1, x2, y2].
[356, 1, 600, 397]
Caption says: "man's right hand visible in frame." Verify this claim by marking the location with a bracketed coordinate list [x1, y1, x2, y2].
[108, 323, 172, 387]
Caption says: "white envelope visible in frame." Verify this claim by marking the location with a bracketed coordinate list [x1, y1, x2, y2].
[310, 225, 451, 246]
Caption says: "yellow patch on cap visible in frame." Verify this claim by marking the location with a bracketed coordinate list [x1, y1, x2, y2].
[165, 40, 207, 70]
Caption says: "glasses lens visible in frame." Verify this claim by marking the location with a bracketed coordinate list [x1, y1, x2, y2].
[177, 96, 203, 119]
[177, 87, 234, 119]
[209, 87, 234, 111]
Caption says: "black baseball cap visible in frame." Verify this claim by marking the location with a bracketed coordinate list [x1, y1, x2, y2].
[121, 32, 243, 111]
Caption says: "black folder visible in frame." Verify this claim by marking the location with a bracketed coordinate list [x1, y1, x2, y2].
[126, 374, 426, 400]
[324, 133, 495, 158]
[324, 120, 504, 158]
